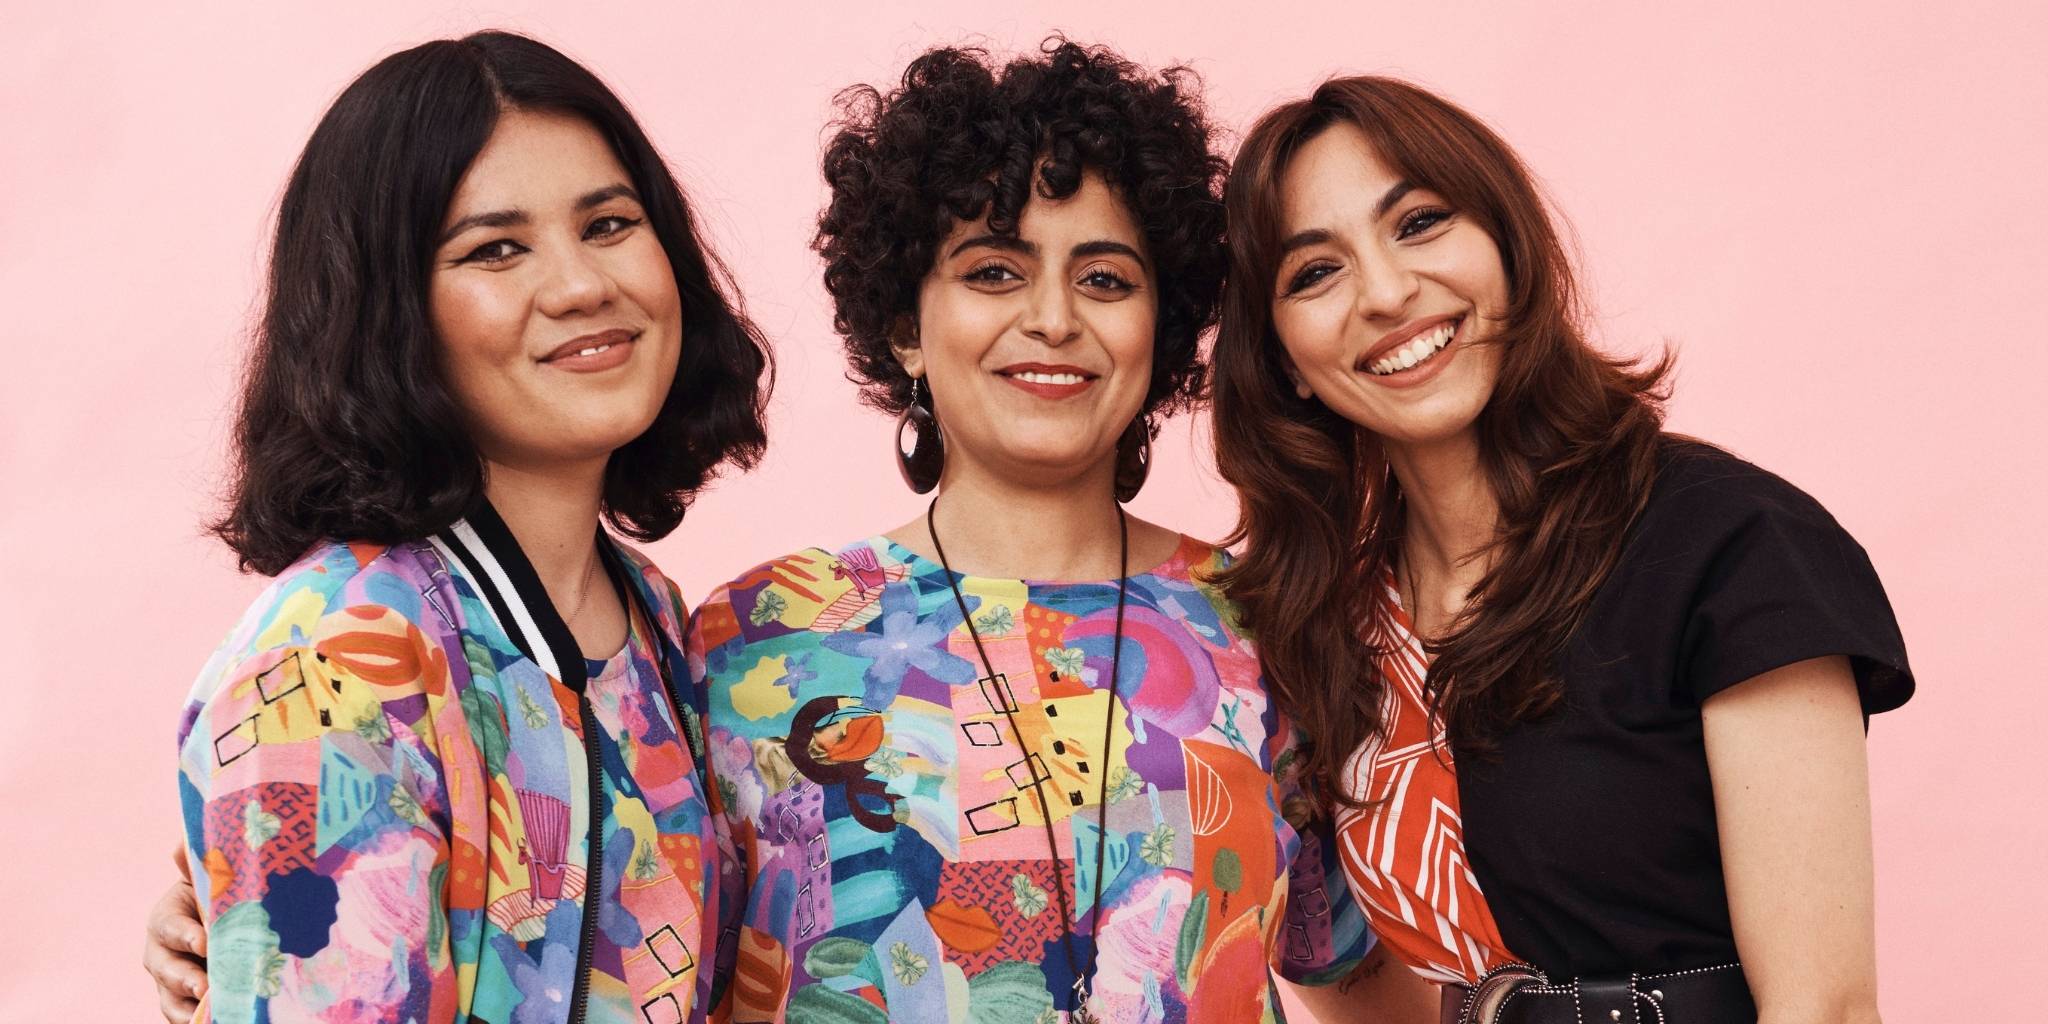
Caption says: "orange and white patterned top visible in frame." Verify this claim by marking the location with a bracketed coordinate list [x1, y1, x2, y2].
[1331, 581, 1515, 984]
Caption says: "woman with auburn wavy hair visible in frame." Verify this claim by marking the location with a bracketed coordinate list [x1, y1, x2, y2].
[1211, 77, 1913, 1023]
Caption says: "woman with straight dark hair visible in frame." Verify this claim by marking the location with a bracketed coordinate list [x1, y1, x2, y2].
[150, 31, 768, 1024]
[1212, 77, 1911, 1022]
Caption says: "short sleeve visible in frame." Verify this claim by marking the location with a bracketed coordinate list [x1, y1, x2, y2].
[1271, 735, 1378, 985]
[1678, 477, 1914, 713]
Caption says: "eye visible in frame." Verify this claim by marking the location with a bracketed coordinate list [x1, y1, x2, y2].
[963, 261, 1022, 285]
[456, 239, 528, 265]
[1396, 207, 1453, 240]
[1283, 261, 1338, 296]
[1078, 266, 1136, 294]
[585, 214, 643, 240]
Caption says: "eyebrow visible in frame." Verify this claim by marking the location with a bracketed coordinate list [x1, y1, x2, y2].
[438, 183, 643, 246]
[1275, 179, 1419, 258]
[948, 234, 1148, 269]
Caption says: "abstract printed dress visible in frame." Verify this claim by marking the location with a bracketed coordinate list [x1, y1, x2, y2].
[693, 536, 1374, 1023]
[177, 504, 721, 1023]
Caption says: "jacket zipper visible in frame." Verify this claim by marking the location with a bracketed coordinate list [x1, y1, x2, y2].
[567, 691, 605, 1023]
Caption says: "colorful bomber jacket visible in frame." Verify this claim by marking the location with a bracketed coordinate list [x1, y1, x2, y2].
[693, 535, 1375, 1024]
[177, 504, 719, 1024]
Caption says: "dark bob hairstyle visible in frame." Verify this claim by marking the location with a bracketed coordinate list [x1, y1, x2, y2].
[814, 38, 1227, 433]
[214, 31, 772, 576]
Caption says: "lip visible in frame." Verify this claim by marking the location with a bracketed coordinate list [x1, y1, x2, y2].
[995, 362, 1099, 400]
[540, 328, 637, 373]
[1355, 315, 1463, 390]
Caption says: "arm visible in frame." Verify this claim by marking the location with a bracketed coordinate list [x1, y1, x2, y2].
[178, 585, 458, 1022]
[1703, 655, 1882, 1024]
[1280, 940, 1438, 1023]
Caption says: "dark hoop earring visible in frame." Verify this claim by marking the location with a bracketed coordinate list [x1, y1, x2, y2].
[895, 378, 943, 494]
[1114, 417, 1152, 503]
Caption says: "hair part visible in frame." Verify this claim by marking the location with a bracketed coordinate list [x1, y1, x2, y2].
[1210, 76, 1672, 811]
[214, 31, 772, 576]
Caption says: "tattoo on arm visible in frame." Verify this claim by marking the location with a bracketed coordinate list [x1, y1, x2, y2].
[1336, 953, 1387, 994]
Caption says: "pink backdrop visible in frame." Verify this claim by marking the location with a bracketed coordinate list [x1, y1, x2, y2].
[3, 2, 2041, 1018]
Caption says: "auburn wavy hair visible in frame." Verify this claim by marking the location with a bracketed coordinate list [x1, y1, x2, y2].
[1210, 77, 1671, 810]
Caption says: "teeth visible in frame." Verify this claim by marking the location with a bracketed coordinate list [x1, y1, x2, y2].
[1365, 321, 1458, 376]
[1015, 371, 1086, 385]
[575, 344, 611, 357]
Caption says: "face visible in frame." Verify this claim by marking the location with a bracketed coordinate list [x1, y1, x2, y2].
[1268, 122, 1509, 450]
[899, 171, 1156, 488]
[429, 108, 682, 471]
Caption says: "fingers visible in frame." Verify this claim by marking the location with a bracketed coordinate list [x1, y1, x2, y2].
[145, 882, 209, 1021]
[155, 985, 198, 1024]
[170, 841, 193, 883]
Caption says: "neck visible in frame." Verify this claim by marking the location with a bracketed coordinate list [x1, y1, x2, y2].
[917, 453, 1125, 581]
[1384, 430, 1499, 587]
[482, 457, 606, 604]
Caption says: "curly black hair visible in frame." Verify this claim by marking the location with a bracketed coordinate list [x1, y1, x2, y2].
[815, 37, 1228, 423]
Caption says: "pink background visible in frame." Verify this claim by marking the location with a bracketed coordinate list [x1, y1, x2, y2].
[3, 1, 2041, 1018]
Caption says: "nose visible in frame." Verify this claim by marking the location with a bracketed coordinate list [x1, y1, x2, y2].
[1019, 276, 1081, 347]
[535, 240, 616, 319]
[1353, 249, 1421, 323]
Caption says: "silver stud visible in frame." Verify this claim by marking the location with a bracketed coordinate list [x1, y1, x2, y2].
[1609, 1012, 1623, 1021]
[1650, 989, 1664, 1000]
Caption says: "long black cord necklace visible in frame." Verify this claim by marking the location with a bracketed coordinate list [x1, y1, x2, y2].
[926, 497, 1126, 1024]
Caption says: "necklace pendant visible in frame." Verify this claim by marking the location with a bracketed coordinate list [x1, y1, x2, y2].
[1071, 979, 1098, 1024]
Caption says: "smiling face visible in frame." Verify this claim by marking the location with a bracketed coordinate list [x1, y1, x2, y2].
[897, 171, 1157, 489]
[428, 108, 682, 471]
[1269, 122, 1509, 450]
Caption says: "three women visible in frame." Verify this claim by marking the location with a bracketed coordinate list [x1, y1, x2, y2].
[149, 30, 1910, 1024]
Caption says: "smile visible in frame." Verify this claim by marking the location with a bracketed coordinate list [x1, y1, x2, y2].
[1363, 319, 1458, 376]
[996, 363, 1099, 399]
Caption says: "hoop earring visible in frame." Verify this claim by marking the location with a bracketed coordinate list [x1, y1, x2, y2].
[1114, 417, 1152, 503]
[895, 378, 943, 494]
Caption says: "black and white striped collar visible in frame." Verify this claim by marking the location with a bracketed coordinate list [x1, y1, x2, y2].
[429, 500, 623, 693]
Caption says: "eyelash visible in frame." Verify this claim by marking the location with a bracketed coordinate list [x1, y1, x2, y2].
[1281, 207, 1457, 294]
[455, 215, 644, 265]
[961, 263, 1137, 294]
[1397, 206, 1452, 239]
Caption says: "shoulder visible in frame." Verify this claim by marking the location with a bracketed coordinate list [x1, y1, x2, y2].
[181, 539, 461, 754]
[229, 539, 452, 646]
[688, 540, 878, 653]
[608, 536, 691, 642]
[1646, 437, 1846, 532]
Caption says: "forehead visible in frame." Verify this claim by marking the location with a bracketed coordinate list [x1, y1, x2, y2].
[1276, 122, 1403, 230]
[447, 108, 631, 212]
[946, 170, 1147, 250]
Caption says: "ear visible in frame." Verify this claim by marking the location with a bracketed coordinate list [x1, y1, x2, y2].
[889, 315, 925, 379]
[1281, 355, 1313, 400]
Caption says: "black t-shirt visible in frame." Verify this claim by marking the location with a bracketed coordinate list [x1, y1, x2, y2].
[1456, 439, 1914, 979]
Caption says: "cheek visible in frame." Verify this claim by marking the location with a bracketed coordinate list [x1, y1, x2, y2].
[1272, 298, 1350, 377]
[427, 276, 526, 387]
[615, 240, 681, 326]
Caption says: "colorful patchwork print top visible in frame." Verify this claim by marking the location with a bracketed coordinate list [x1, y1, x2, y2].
[176, 505, 720, 1024]
[693, 535, 1374, 1023]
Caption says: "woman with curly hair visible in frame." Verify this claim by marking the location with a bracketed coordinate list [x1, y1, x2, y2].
[1210, 77, 1911, 1023]
[690, 40, 1391, 1023]
[141, 31, 769, 1024]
